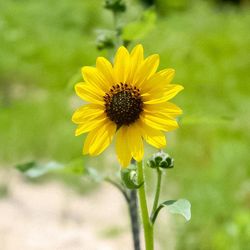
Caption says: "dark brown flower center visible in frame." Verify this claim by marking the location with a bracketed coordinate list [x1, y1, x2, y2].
[104, 83, 143, 126]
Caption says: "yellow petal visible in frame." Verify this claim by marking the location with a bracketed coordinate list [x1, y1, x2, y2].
[96, 57, 115, 88]
[139, 120, 166, 148]
[141, 68, 175, 94]
[128, 44, 144, 84]
[75, 82, 104, 105]
[127, 123, 144, 162]
[115, 126, 132, 168]
[144, 102, 183, 117]
[134, 54, 159, 88]
[83, 119, 116, 155]
[159, 68, 175, 83]
[113, 46, 130, 83]
[75, 114, 107, 136]
[82, 66, 109, 93]
[164, 84, 184, 100]
[72, 104, 104, 124]
[141, 113, 179, 132]
[143, 84, 184, 104]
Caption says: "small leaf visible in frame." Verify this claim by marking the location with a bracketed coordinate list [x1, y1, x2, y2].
[152, 199, 191, 223]
[163, 199, 191, 221]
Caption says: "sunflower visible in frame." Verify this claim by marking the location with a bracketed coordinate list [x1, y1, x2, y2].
[72, 44, 183, 167]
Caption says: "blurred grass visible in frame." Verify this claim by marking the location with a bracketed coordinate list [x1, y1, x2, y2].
[0, 0, 250, 249]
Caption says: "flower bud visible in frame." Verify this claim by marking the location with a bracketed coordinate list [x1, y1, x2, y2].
[147, 151, 174, 169]
[147, 159, 157, 168]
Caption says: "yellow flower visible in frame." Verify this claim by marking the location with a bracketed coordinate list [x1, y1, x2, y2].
[72, 44, 183, 167]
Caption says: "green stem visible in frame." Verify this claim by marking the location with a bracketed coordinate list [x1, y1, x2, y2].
[137, 161, 154, 250]
[151, 168, 162, 222]
[150, 204, 164, 225]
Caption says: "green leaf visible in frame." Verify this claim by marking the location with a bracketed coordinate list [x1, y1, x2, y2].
[163, 199, 191, 220]
[16, 158, 85, 178]
[122, 9, 156, 42]
[152, 199, 191, 223]
[18, 161, 63, 178]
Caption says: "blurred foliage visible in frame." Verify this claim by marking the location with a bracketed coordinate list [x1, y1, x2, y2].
[0, 0, 102, 90]
[0, 0, 250, 249]
[104, 0, 127, 13]
[122, 8, 156, 42]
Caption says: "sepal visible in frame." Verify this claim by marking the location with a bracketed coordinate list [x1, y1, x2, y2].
[121, 164, 143, 189]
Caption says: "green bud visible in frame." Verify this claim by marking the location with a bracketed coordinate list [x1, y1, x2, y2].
[154, 155, 163, 164]
[148, 151, 174, 169]
[159, 161, 168, 169]
[147, 159, 156, 168]
[166, 156, 174, 168]
[121, 164, 143, 189]
[104, 0, 126, 13]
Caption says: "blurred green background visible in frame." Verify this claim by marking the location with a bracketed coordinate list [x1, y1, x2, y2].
[0, 0, 250, 249]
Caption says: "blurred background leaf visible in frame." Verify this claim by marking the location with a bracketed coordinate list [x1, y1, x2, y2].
[122, 8, 156, 42]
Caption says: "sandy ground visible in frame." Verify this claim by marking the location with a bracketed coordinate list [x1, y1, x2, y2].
[0, 170, 134, 250]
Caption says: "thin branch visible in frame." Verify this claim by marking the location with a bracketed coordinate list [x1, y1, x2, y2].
[104, 177, 130, 202]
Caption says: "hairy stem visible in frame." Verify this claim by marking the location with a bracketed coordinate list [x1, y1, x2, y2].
[150, 168, 162, 222]
[137, 161, 154, 250]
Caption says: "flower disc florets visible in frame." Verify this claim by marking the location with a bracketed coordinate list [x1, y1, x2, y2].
[104, 83, 143, 126]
